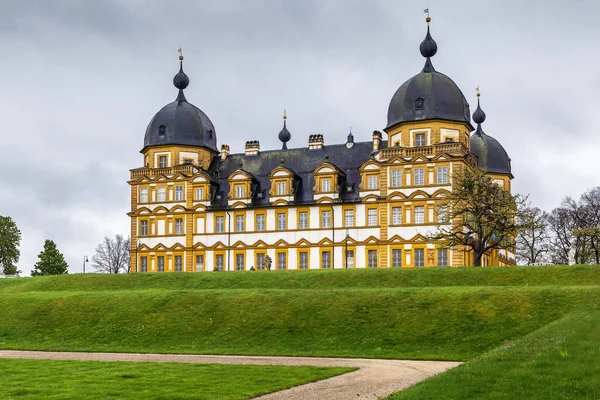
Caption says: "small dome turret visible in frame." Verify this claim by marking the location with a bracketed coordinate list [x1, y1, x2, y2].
[278, 110, 291, 149]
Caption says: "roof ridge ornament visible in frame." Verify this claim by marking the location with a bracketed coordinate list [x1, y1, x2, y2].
[420, 8, 437, 73]
[173, 47, 189, 102]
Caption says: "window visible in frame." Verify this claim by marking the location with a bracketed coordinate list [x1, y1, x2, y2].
[391, 170, 402, 187]
[157, 256, 165, 272]
[215, 255, 224, 271]
[277, 253, 287, 270]
[175, 185, 184, 201]
[321, 211, 331, 228]
[175, 218, 183, 235]
[415, 133, 426, 147]
[392, 249, 402, 268]
[236, 215, 244, 232]
[392, 207, 402, 225]
[196, 255, 204, 272]
[157, 187, 166, 202]
[277, 182, 286, 195]
[174, 255, 182, 272]
[437, 167, 448, 184]
[321, 251, 331, 269]
[414, 248, 425, 267]
[414, 206, 425, 224]
[236, 254, 244, 271]
[368, 250, 377, 268]
[140, 220, 149, 236]
[367, 209, 378, 226]
[235, 185, 244, 199]
[216, 216, 224, 233]
[346, 250, 354, 268]
[299, 212, 308, 229]
[159, 155, 167, 168]
[277, 213, 286, 230]
[368, 175, 378, 190]
[344, 209, 354, 227]
[438, 249, 448, 266]
[195, 187, 204, 201]
[438, 206, 448, 223]
[256, 214, 265, 231]
[299, 252, 309, 269]
[414, 168, 425, 185]
[140, 256, 148, 272]
[256, 253, 266, 270]
[321, 178, 331, 192]
[139, 188, 148, 203]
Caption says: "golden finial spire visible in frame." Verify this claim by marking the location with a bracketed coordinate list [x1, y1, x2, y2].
[476, 86, 481, 97]
[283, 109, 287, 120]
[178, 47, 184, 61]
[424, 7, 431, 25]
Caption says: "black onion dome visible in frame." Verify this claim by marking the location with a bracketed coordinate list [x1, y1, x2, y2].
[278, 119, 291, 150]
[385, 23, 472, 131]
[470, 98, 512, 177]
[142, 60, 218, 153]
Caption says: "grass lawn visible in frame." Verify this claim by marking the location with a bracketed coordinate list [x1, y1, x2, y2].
[0, 358, 353, 399]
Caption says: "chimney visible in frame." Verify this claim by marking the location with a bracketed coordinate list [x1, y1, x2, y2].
[372, 130, 382, 151]
[245, 140, 260, 156]
[308, 134, 324, 150]
[220, 144, 230, 160]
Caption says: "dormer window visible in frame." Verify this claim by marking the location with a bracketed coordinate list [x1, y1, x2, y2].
[235, 185, 245, 199]
[415, 133, 426, 147]
[321, 178, 331, 192]
[415, 98, 424, 110]
[158, 125, 166, 136]
[277, 182, 286, 195]
[368, 175, 378, 190]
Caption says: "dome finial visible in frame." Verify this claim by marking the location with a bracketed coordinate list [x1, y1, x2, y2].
[283, 109, 287, 120]
[278, 110, 291, 149]
[420, 8, 437, 72]
[424, 7, 431, 25]
[178, 47, 184, 61]
[173, 48, 189, 96]
[473, 87, 486, 132]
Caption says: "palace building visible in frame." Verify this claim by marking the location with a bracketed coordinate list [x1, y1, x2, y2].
[128, 17, 516, 272]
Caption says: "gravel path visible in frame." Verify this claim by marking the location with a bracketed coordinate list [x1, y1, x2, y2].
[0, 350, 461, 399]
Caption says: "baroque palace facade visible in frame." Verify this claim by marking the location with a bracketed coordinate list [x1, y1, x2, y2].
[128, 17, 515, 273]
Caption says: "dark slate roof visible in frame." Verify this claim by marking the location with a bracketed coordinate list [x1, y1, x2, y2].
[206, 141, 385, 208]
[470, 130, 512, 177]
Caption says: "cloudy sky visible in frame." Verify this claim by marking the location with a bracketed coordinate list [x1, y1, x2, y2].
[1, 0, 598, 275]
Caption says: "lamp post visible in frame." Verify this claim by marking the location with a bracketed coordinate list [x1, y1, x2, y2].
[345, 230, 349, 269]
[83, 255, 88, 274]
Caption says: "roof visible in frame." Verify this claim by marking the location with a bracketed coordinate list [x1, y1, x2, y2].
[470, 129, 512, 177]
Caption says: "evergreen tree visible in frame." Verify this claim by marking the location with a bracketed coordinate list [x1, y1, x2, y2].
[31, 240, 69, 276]
[0, 216, 21, 275]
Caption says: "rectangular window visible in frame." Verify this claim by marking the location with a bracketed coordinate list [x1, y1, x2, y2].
[140, 220, 149, 236]
[321, 251, 331, 269]
[344, 209, 354, 227]
[414, 206, 425, 224]
[235, 215, 244, 232]
[175, 218, 183, 235]
[414, 168, 425, 185]
[299, 212, 308, 229]
[438, 249, 448, 266]
[174, 255, 182, 272]
[321, 178, 331, 192]
[235, 185, 244, 199]
[175, 185, 184, 201]
[392, 249, 402, 268]
[391, 207, 402, 225]
[321, 211, 331, 228]
[140, 256, 148, 272]
[277, 182, 286, 195]
[159, 155, 167, 168]
[414, 248, 425, 267]
[368, 250, 377, 268]
[216, 216, 224, 233]
[438, 206, 448, 223]
[139, 188, 148, 203]
[299, 252, 309, 269]
[256, 214, 265, 231]
[236, 254, 244, 271]
[367, 209, 378, 226]
[195, 187, 204, 201]
[215, 254, 224, 271]
[437, 167, 448, 184]
[346, 250, 354, 268]
[415, 133, 426, 147]
[196, 255, 204, 272]
[157, 256, 165, 272]
[368, 175, 378, 190]
[157, 187, 166, 202]
[256, 253, 266, 270]
[277, 253, 287, 270]
[391, 170, 402, 187]
[277, 213, 287, 230]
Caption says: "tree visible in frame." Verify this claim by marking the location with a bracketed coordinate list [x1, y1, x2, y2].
[0, 216, 21, 275]
[31, 240, 69, 276]
[516, 205, 549, 265]
[431, 166, 525, 267]
[91, 235, 130, 274]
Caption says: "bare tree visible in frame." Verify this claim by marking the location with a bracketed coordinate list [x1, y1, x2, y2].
[547, 206, 575, 264]
[516, 205, 549, 265]
[92, 235, 130, 274]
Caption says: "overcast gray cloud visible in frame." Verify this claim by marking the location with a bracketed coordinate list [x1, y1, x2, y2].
[1, 0, 598, 274]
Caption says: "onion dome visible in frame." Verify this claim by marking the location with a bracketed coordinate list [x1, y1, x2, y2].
[385, 17, 472, 131]
[470, 92, 512, 177]
[278, 110, 291, 149]
[142, 54, 218, 153]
